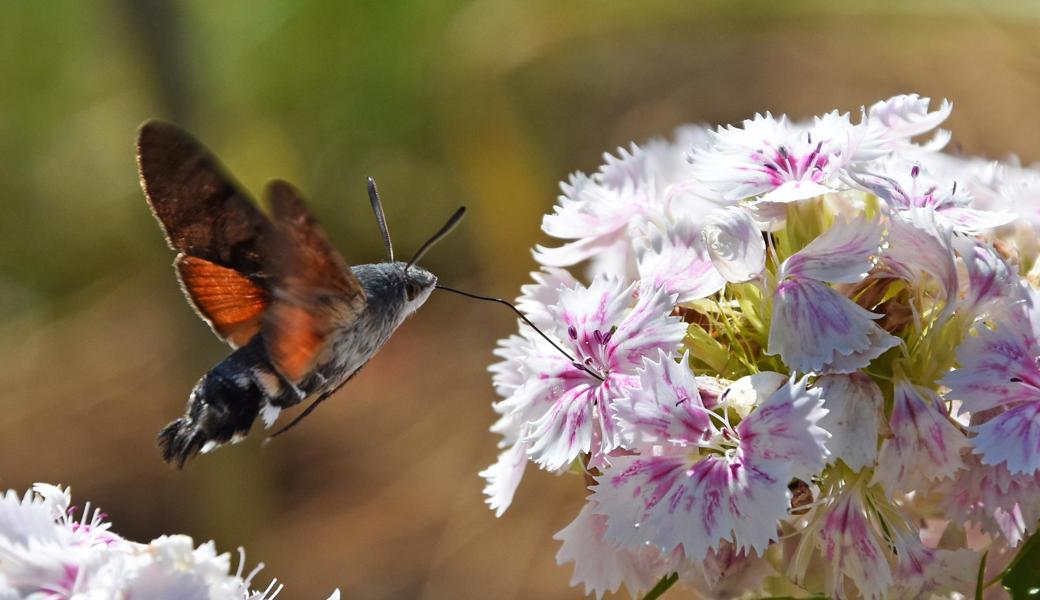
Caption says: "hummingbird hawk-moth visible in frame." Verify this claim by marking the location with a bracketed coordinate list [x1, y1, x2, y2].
[136, 121, 465, 467]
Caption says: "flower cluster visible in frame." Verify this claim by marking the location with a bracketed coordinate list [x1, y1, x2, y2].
[483, 94, 1040, 598]
[0, 483, 339, 600]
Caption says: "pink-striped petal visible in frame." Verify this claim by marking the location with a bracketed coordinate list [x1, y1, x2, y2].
[818, 492, 893, 600]
[768, 278, 900, 374]
[781, 217, 884, 284]
[614, 350, 713, 448]
[873, 379, 969, 493]
[609, 285, 687, 373]
[971, 402, 1040, 475]
[523, 384, 597, 470]
[592, 452, 790, 560]
[942, 286, 1040, 414]
[953, 236, 1015, 319]
[552, 278, 633, 358]
[524, 377, 631, 471]
[737, 376, 829, 481]
[890, 527, 976, 599]
[637, 220, 725, 304]
[945, 454, 1040, 546]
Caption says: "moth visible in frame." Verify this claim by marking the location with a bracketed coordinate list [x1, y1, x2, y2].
[137, 121, 465, 467]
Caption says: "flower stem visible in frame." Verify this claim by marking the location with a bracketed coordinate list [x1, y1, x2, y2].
[975, 550, 988, 600]
[641, 573, 678, 600]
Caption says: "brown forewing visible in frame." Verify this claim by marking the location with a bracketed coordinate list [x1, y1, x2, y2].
[261, 180, 366, 383]
[137, 121, 276, 349]
[136, 120, 271, 279]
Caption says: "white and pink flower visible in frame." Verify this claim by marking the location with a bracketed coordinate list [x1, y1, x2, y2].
[484, 92, 1040, 599]
[482, 277, 685, 515]
[590, 372, 827, 560]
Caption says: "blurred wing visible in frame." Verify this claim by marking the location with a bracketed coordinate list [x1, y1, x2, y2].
[262, 180, 366, 383]
[137, 120, 274, 348]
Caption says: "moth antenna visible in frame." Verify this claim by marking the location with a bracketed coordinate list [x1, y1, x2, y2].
[367, 177, 394, 262]
[265, 392, 332, 441]
[406, 206, 466, 271]
[434, 284, 605, 382]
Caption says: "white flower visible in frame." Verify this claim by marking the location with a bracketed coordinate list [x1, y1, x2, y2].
[0, 484, 336, 599]
[857, 160, 1014, 233]
[535, 127, 716, 280]
[481, 278, 685, 514]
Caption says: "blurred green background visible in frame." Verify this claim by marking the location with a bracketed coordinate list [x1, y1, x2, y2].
[3, 1, 1040, 598]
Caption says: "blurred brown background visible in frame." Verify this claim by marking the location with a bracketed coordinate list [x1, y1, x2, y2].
[3, 1, 1040, 598]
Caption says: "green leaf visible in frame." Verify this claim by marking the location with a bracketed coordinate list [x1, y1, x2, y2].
[1003, 531, 1040, 598]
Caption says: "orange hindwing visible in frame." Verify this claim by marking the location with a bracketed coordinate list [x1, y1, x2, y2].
[176, 255, 270, 348]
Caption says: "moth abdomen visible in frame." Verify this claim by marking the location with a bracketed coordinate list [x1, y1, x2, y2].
[158, 339, 300, 467]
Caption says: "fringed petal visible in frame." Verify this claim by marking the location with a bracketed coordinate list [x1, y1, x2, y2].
[516, 267, 579, 329]
[971, 401, 1040, 475]
[815, 373, 883, 471]
[554, 502, 668, 600]
[609, 285, 687, 373]
[479, 439, 530, 517]
[942, 286, 1040, 414]
[864, 94, 952, 150]
[737, 376, 830, 481]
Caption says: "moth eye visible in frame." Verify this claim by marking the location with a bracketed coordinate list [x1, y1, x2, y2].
[406, 281, 423, 301]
